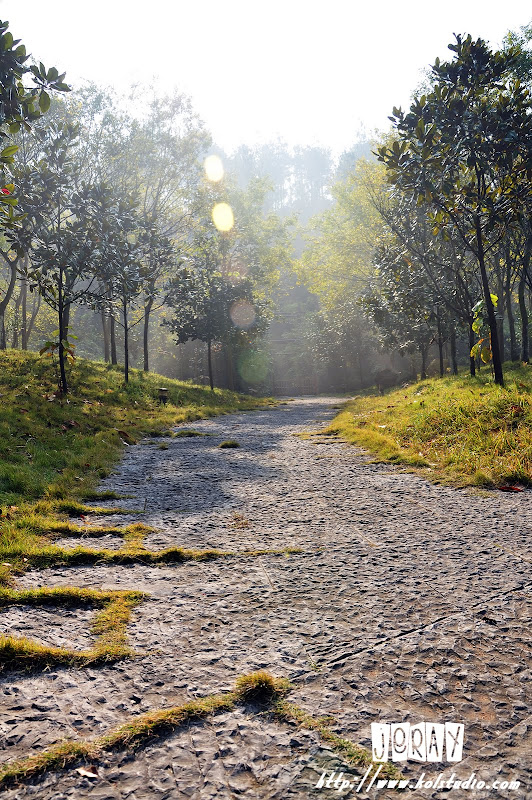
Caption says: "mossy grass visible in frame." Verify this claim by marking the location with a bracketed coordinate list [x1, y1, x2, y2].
[0, 671, 394, 789]
[2, 544, 303, 573]
[0, 586, 145, 672]
[325, 364, 532, 487]
[218, 439, 240, 448]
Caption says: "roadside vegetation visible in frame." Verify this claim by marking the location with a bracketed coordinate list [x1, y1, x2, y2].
[326, 364, 532, 488]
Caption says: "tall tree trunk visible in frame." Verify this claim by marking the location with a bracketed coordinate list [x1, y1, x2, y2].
[101, 310, 110, 363]
[11, 284, 22, 348]
[20, 277, 28, 350]
[420, 343, 427, 380]
[475, 215, 503, 385]
[0, 254, 18, 350]
[468, 318, 476, 377]
[450, 324, 458, 375]
[506, 282, 518, 362]
[207, 338, 214, 391]
[519, 273, 529, 364]
[143, 298, 153, 373]
[58, 276, 68, 394]
[63, 302, 71, 337]
[25, 291, 40, 348]
[436, 310, 444, 377]
[123, 298, 129, 383]
[110, 315, 118, 365]
[497, 272, 505, 364]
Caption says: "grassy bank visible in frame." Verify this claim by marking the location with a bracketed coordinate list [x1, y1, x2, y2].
[326, 364, 532, 488]
[0, 350, 268, 587]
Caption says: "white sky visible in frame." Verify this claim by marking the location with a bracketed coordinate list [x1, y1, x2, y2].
[3, 0, 531, 154]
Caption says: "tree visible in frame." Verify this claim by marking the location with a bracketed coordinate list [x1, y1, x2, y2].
[378, 35, 532, 386]
[0, 19, 70, 344]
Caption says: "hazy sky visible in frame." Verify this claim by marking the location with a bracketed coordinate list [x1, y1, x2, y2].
[3, 1, 531, 154]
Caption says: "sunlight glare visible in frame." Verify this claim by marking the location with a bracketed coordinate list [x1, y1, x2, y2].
[204, 154, 224, 182]
[212, 202, 234, 232]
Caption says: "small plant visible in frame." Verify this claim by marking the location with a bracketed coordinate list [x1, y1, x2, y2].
[173, 429, 208, 437]
[158, 443, 169, 450]
[229, 512, 250, 529]
[219, 439, 240, 448]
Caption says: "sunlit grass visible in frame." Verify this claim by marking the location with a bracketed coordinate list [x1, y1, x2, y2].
[326, 364, 532, 486]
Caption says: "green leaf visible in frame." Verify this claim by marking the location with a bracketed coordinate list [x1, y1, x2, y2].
[0, 144, 19, 159]
[38, 90, 50, 113]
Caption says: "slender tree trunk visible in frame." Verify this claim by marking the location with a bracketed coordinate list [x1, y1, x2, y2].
[420, 343, 427, 380]
[110, 315, 118, 365]
[0, 254, 18, 350]
[143, 298, 153, 373]
[450, 324, 458, 375]
[475, 215, 503, 385]
[468, 318, 476, 377]
[58, 275, 68, 394]
[11, 285, 22, 348]
[25, 292, 40, 347]
[436, 310, 444, 377]
[101, 310, 110, 363]
[506, 283, 518, 362]
[207, 338, 214, 391]
[63, 301, 71, 337]
[519, 273, 529, 363]
[123, 298, 129, 383]
[20, 277, 28, 350]
[497, 273, 505, 364]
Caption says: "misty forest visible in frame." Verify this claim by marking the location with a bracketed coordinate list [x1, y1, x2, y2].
[0, 12, 532, 799]
[0, 23, 529, 397]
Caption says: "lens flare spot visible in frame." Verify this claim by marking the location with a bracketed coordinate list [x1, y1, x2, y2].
[212, 202, 234, 232]
[230, 300, 256, 329]
[238, 350, 269, 385]
[204, 155, 224, 183]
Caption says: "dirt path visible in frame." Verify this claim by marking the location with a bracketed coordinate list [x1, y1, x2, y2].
[1, 398, 531, 798]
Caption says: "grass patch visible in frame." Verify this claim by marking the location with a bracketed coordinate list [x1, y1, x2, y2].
[2, 545, 303, 573]
[229, 512, 250, 529]
[172, 429, 209, 437]
[218, 439, 240, 448]
[325, 364, 532, 487]
[0, 670, 393, 789]
[0, 586, 145, 672]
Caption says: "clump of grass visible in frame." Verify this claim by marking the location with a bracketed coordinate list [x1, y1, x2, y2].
[219, 439, 240, 448]
[52, 501, 127, 517]
[172, 429, 208, 437]
[234, 670, 291, 702]
[229, 512, 250, 529]
[325, 364, 532, 487]
[158, 443, 169, 451]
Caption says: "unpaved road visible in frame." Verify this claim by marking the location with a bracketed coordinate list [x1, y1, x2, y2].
[1, 398, 531, 799]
